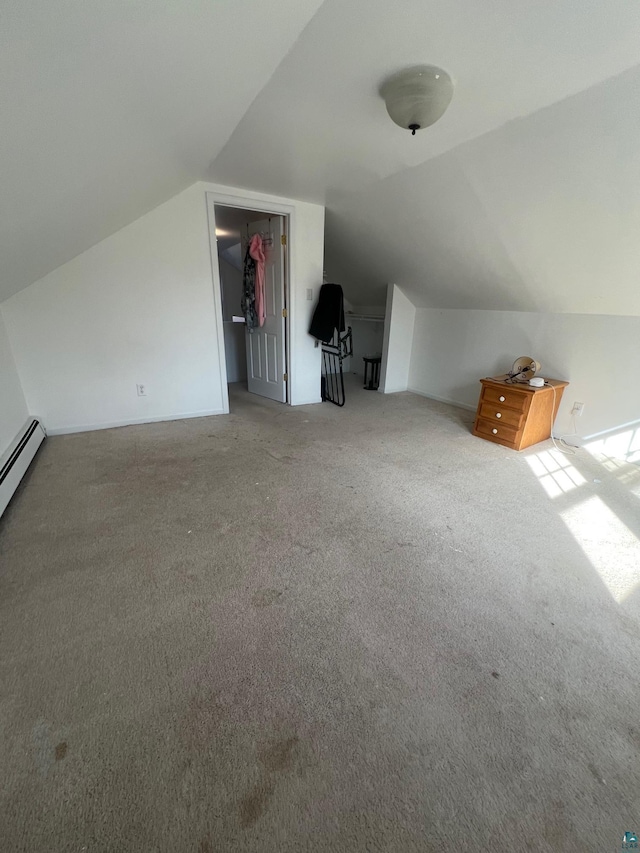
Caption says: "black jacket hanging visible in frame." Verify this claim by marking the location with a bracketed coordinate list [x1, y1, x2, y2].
[241, 244, 258, 331]
[308, 283, 345, 344]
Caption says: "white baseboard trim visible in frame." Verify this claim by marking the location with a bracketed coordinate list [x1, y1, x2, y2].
[47, 409, 227, 436]
[407, 387, 476, 412]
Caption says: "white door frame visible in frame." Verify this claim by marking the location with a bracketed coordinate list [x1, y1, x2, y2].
[206, 190, 294, 415]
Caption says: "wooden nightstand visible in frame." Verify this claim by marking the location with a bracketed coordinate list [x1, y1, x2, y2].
[472, 376, 569, 451]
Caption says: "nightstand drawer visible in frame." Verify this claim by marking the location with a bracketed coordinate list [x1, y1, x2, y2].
[481, 385, 528, 411]
[479, 402, 524, 428]
[475, 418, 520, 445]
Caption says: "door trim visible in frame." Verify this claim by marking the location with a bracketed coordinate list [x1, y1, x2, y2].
[206, 191, 294, 414]
[243, 216, 286, 402]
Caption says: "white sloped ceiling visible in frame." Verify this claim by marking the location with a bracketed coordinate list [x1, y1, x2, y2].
[0, 0, 325, 302]
[324, 64, 640, 315]
[3, 0, 640, 316]
[210, 0, 640, 316]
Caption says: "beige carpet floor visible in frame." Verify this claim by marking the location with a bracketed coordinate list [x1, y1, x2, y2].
[1, 377, 640, 852]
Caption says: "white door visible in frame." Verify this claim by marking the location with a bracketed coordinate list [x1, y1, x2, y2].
[244, 217, 287, 403]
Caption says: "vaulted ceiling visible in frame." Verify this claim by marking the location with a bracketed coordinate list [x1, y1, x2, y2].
[324, 63, 640, 314]
[3, 0, 640, 314]
[0, 0, 325, 302]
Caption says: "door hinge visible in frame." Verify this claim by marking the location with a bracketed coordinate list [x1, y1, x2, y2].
[283, 373, 288, 382]
[282, 308, 287, 318]
[281, 234, 287, 246]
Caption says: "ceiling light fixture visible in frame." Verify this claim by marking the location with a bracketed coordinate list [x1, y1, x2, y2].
[380, 65, 454, 135]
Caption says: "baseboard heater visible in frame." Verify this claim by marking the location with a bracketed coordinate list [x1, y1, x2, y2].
[0, 419, 46, 519]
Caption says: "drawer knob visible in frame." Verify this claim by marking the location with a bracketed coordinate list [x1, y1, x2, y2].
[495, 412, 502, 418]
[492, 428, 498, 434]
[499, 395, 505, 402]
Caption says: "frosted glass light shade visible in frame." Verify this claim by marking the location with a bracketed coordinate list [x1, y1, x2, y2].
[380, 65, 454, 135]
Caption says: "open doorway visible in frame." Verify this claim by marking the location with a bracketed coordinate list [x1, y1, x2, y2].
[212, 204, 289, 408]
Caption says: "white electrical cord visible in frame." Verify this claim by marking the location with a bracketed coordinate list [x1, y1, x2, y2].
[545, 382, 580, 455]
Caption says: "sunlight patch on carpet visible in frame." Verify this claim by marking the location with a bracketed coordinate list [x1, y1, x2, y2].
[560, 495, 640, 602]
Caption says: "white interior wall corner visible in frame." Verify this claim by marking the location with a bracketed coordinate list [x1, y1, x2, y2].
[0, 307, 29, 456]
[380, 284, 417, 394]
[408, 308, 640, 439]
[3, 183, 227, 433]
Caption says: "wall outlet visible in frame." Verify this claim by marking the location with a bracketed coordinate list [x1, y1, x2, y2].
[136, 384, 147, 397]
[571, 401, 584, 416]
[306, 288, 313, 301]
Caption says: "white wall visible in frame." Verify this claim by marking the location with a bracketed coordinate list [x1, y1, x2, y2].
[286, 199, 325, 405]
[2, 182, 324, 434]
[3, 184, 227, 434]
[219, 256, 243, 322]
[0, 309, 29, 456]
[223, 323, 247, 384]
[409, 308, 640, 439]
[347, 317, 385, 378]
[380, 284, 416, 394]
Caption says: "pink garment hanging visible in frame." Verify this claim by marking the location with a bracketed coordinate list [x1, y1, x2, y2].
[249, 234, 266, 327]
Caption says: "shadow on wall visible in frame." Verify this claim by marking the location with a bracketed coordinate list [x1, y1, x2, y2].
[438, 346, 546, 414]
